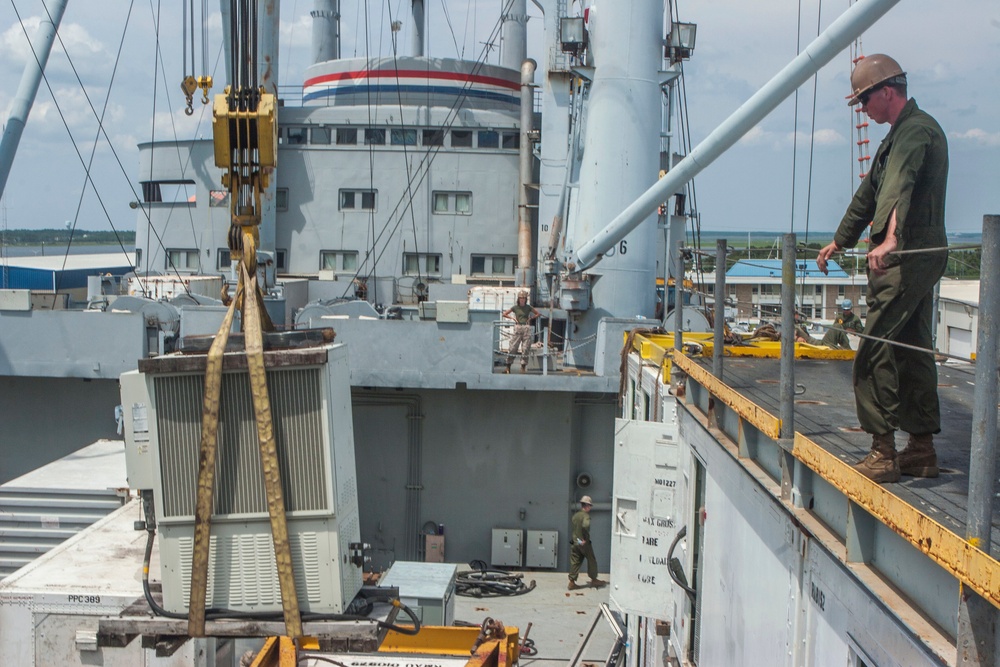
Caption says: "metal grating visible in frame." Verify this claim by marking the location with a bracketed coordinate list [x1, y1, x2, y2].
[178, 531, 321, 608]
[153, 367, 329, 519]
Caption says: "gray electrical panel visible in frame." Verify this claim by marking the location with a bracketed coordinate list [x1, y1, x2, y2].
[491, 528, 523, 567]
[525, 530, 559, 569]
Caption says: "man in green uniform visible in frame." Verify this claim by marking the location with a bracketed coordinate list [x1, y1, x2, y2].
[835, 299, 865, 334]
[568, 495, 607, 590]
[817, 54, 948, 483]
[818, 299, 864, 349]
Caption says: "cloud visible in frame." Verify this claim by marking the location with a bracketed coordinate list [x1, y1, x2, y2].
[0, 16, 104, 71]
[950, 128, 1000, 147]
[738, 126, 846, 149]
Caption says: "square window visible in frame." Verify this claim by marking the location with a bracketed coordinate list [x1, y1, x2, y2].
[492, 257, 506, 274]
[287, 127, 307, 145]
[217, 248, 232, 270]
[404, 254, 420, 273]
[336, 128, 358, 145]
[340, 191, 356, 209]
[391, 128, 417, 146]
[209, 190, 229, 207]
[451, 130, 473, 147]
[365, 128, 386, 145]
[276, 188, 288, 211]
[311, 127, 331, 144]
[361, 191, 376, 210]
[471, 256, 485, 273]
[343, 253, 357, 271]
[478, 130, 499, 148]
[455, 193, 471, 214]
[423, 129, 444, 146]
[433, 193, 449, 213]
[501, 132, 520, 149]
[275, 249, 287, 270]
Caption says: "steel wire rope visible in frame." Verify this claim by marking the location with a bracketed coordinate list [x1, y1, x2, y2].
[10, 0, 191, 296]
[387, 0, 426, 298]
[358, 0, 380, 302]
[789, 0, 803, 239]
[337, 0, 518, 298]
[40, 0, 139, 288]
[143, 0, 214, 277]
[345, 0, 518, 298]
[670, 1, 703, 293]
[439, 0, 463, 58]
[676, 285, 983, 364]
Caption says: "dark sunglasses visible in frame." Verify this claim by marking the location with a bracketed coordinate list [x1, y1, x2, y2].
[858, 84, 884, 106]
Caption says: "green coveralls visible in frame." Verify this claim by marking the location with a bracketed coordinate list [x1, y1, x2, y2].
[832, 99, 948, 437]
[819, 311, 863, 350]
[569, 509, 598, 582]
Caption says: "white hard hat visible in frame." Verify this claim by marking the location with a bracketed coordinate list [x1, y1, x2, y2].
[580, 495, 593, 505]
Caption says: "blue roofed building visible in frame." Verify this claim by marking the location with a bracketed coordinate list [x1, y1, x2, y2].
[0, 254, 134, 307]
[699, 258, 869, 322]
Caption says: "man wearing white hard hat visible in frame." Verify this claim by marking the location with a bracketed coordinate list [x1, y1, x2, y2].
[568, 495, 607, 590]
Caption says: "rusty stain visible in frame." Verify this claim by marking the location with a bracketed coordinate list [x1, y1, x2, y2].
[757, 379, 780, 384]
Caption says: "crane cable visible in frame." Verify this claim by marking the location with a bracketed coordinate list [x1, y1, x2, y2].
[188, 0, 299, 641]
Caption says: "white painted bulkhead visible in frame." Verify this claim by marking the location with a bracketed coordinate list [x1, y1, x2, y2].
[613, 353, 952, 666]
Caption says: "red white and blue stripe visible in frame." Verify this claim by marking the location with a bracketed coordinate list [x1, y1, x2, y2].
[302, 60, 520, 108]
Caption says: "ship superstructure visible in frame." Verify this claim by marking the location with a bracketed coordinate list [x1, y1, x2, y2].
[3, 1, 1000, 665]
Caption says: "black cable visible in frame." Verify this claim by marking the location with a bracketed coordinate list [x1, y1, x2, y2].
[455, 568, 536, 598]
[666, 526, 696, 598]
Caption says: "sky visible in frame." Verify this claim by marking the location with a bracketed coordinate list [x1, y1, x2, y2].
[0, 0, 997, 239]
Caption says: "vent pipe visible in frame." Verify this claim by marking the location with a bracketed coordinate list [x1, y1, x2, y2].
[311, 0, 341, 64]
[411, 0, 425, 57]
[516, 59, 537, 288]
[500, 0, 528, 70]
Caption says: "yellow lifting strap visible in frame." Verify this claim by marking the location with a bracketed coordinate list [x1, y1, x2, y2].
[187, 232, 302, 639]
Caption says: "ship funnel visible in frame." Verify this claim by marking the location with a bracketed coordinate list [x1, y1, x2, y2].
[311, 0, 341, 64]
[411, 0, 425, 57]
[500, 0, 528, 70]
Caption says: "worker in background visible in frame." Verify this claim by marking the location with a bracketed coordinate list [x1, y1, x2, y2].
[817, 54, 948, 483]
[502, 291, 541, 373]
[568, 495, 607, 590]
[835, 299, 865, 334]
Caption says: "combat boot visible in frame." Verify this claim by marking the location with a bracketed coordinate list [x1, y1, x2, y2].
[852, 432, 900, 483]
[898, 433, 939, 478]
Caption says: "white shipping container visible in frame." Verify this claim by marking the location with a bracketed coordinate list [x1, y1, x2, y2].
[0, 503, 218, 666]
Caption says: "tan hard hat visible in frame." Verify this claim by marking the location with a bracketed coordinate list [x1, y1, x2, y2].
[846, 54, 906, 105]
[518, 291, 528, 299]
[580, 495, 593, 505]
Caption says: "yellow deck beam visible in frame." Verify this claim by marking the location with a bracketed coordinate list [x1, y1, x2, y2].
[793, 433, 1000, 608]
[633, 334, 1000, 609]
[671, 350, 782, 440]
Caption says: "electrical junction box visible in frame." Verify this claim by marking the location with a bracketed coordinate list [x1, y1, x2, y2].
[525, 530, 559, 569]
[424, 534, 445, 563]
[119, 370, 155, 490]
[491, 528, 523, 568]
[379, 561, 457, 625]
